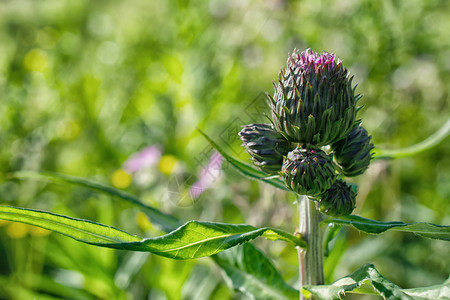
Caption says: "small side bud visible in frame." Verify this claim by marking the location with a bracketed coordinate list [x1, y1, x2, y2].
[281, 147, 337, 196]
[239, 123, 291, 175]
[332, 125, 374, 177]
[319, 179, 356, 216]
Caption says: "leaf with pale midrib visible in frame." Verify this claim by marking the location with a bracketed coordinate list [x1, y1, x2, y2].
[323, 214, 450, 241]
[0, 206, 306, 260]
[128, 221, 306, 259]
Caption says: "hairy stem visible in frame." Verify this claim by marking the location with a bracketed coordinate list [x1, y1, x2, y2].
[297, 195, 324, 299]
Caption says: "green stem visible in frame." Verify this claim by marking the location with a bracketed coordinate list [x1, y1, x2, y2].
[297, 195, 324, 299]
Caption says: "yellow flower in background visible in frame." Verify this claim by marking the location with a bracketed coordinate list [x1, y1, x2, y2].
[30, 226, 51, 237]
[158, 155, 178, 175]
[24, 49, 48, 72]
[111, 169, 132, 189]
[6, 222, 29, 239]
[136, 212, 152, 232]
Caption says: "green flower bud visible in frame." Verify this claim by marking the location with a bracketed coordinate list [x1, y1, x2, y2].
[281, 147, 337, 196]
[332, 125, 374, 177]
[268, 48, 361, 146]
[319, 179, 356, 216]
[239, 123, 292, 175]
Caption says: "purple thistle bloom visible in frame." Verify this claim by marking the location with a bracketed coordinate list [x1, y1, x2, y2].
[123, 146, 162, 173]
[189, 151, 224, 198]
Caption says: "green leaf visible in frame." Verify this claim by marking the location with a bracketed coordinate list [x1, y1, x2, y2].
[197, 128, 289, 191]
[374, 118, 450, 160]
[11, 171, 181, 232]
[126, 221, 306, 259]
[402, 277, 450, 299]
[328, 215, 450, 240]
[323, 214, 450, 241]
[0, 206, 306, 260]
[0, 205, 142, 246]
[214, 243, 299, 300]
[303, 264, 449, 300]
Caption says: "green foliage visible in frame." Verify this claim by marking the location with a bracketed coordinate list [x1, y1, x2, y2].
[324, 215, 450, 241]
[0, 205, 305, 259]
[303, 263, 450, 299]
[0, 0, 449, 298]
[0, 205, 141, 245]
[214, 243, 299, 300]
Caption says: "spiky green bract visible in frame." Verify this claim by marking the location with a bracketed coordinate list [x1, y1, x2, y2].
[332, 125, 374, 177]
[281, 147, 337, 196]
[269, 48, 360, 146]
[319, 179, 356, 217]
[239, 124, 292, 175]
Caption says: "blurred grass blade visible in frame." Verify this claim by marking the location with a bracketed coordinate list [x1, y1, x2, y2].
[12, 171, 181, 232]
[374, 118, 450, 159]
[303, 263, 448, 299]
[323, 215, 450, 241]
[0, 206, 306, 259]
[323, 227, 347, 284]
[0, 206, 142, 246]
[213, 243, 299, 300]
[197, 128, 289, 191]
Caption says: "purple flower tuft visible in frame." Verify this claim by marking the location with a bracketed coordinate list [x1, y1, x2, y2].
[123, 146, 162, 173]
[189, 151, 224, 198]
[292, 48, 339, 72]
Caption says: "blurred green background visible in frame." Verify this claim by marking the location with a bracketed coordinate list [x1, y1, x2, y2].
[0, 0, 449, 299]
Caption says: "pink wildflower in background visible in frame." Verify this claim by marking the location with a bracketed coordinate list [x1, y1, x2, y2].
[123, 146, 162, 173]
[189, 151, 224, 198]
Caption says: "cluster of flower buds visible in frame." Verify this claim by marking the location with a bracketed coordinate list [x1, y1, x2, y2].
[239, 48, 374, 216]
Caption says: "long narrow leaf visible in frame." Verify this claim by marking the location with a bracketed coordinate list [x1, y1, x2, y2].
[303, 264, 449, 300]
[323, 215, 450, 241]
[0, 206, 306, 260]
[374, 118, 450, 160]
[12, 171, 181, 232]
[197, 128, 289, 191]
[214, 243, 299, 300]
[0, 206, 141, 245]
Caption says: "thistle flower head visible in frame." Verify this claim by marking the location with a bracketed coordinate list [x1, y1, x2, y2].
[269, 48, 360, 146]
[319, 179, 356, 216]
[281, 147, 337, 196]
[239, 123, 291, 175]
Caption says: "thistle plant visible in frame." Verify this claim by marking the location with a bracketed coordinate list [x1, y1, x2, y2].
[239, 48, 375, 291]
[1, 48, 449, 300]
[241, 49, 372, 218]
